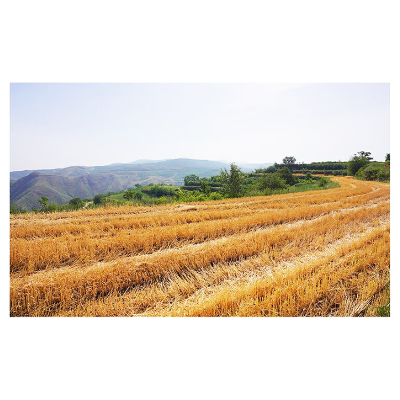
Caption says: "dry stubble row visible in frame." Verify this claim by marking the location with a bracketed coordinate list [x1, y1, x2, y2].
[10, 177, 390, 317]
[165, 227, 389, 317]
[63, 218, 389, 317]
[10, 180, 389, 274]
[10, 177, 380, 240]
[10, 200, 389, 316]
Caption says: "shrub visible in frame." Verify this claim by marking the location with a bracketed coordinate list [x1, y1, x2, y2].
[38, 196, 48, 211]
[208, 192, 224, 200]
[377, 169, 390, 182]
[356, 164, 389, 182]
[133, 191, 143, 200]
[174, 189, 224, 203]
[93, 194, 107, 205]
[142, 185, 176, 198]
[265, 165, 277, 173]
[157, 197, 168, 204]
[45, 202, 59, 212]
[10, 203, 23, 214]
[277, 167, 298, 186]
[305, 172, 313, 181]
[69, 198, 84, 209]
[363, 167, 379, 181]
[258, 173, 287, 190]
[184, 175, 200, 185]
[123, 190, 135, 200]
[318, 177, 329, 187]
[200, 178, 211, 195]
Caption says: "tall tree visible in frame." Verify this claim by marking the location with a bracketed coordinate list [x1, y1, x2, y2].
[184, 174, 200, 185]
[220, 163, 245, 197]
[69, 198, 84, 209]
[38, 196, 48, 211]
[348, 151, 372, 176]
[356, 151, 373, 161]
[200, 178, 211, 195]
[282, 156, 296, 165]
[277, 167, 297, 185]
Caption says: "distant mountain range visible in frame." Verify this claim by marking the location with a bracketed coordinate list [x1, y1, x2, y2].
[10, 158, 272, 210]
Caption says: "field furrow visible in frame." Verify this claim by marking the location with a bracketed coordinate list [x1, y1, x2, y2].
[10, 177, 383, 239]
[10, 185, 389, 274]
[158, 226, 389, 317]
[63, 219, 389, 317]
[10, 177, 390, 317]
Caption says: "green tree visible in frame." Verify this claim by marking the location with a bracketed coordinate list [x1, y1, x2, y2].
[184, 174, 200, 185]
[282, 156, 296, 165]
[277, 167, 297, 185]
[45, 202, 59, 213]
[220, 163, 245, 197]
[348, 151, 372, 176]
[133, 191, 143, 200]
[123, 190, 135, 201]
[266, 165, 277, 173]
[385, 153, 390, 162]
[146, 185, 176, 197]
[258, 173, 287, 190]
[38, 196, 48, 211]
[318, 177, 329, 187]
[93, 194, 107, 205]
[200, 178, 211, 195]
[357, 151, 373, 161]
[305, 172, 313, 181]
[10, 202, 21, 214]
[69, 197, 84, 209]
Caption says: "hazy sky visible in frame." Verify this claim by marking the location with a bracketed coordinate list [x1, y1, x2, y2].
[10, 83, 389, 171]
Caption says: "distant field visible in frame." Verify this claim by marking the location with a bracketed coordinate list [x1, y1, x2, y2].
[10, 177, 390, 317]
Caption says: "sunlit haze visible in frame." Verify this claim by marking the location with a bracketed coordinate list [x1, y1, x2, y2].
[10, 83, 390, 171]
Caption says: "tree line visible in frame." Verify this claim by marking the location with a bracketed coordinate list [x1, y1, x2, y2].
[12, 151, 388, 214]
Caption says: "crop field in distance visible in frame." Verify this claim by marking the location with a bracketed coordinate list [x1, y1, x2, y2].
[10, 176, 390, 317]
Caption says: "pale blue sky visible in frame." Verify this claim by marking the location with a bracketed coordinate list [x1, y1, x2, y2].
[10, 83, 389, 171]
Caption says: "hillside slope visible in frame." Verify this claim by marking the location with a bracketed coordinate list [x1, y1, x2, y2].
[10, 170, 168, 210]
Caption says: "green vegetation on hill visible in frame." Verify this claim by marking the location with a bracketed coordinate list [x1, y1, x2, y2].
[348, 151, 390, 182]
[10, 152, 388, 214]
[10, 163, 339, 214]
[10, 159, 257, 210]
[355, 162, 390, 182]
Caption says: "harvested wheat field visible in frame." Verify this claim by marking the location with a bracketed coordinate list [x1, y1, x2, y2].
[10, 177, 390, 317]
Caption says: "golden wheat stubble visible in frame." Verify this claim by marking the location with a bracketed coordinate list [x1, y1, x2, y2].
[9, 177, 390, 317]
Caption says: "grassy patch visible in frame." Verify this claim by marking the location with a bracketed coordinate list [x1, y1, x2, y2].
[247, 177, 340, 197]
[375, 281, 390, 317]
[365, 281, 390, 317]
[376, 303, 390, 317]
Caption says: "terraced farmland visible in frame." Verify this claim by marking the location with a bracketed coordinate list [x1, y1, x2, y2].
[10, 177, 390, 317]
